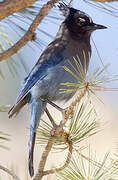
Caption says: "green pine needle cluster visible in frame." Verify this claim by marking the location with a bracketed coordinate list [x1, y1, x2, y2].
[36, 99, 99, 151]
[56, 149, 118, 180]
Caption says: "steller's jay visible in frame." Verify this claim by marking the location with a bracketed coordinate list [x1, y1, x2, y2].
[8, 3, 107, 177]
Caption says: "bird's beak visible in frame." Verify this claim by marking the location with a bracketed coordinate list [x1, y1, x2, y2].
[92, 23, 107, 30]
[86, 23, 107, 31]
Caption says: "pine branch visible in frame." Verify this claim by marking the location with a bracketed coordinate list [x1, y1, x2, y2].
[34, 86, 88, 180]
[42, 143, 72, 176]
[63, 87, 88, 122]
[0, 0, 37, 21]
[0, 165, 20, 180]
[0, 0, 60, 62]
[33, 136, 57, 180]
[34, 117, 66, 180]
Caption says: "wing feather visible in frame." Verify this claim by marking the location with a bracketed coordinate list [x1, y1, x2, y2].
[15, 41, 67, 106]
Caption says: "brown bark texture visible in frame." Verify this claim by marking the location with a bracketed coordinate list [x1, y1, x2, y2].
[0, 0, 37, 21]
[0, 0, 59, 62]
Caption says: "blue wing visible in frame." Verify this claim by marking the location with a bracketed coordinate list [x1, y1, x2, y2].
[16, 41, 67, 105]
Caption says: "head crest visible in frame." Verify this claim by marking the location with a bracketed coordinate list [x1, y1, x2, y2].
[58, 2, 70, 17]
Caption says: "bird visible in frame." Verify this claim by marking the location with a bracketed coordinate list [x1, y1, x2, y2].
[8, 3, 107, 177]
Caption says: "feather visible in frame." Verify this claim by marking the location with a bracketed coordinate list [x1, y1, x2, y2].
[8, 93, 30, 118]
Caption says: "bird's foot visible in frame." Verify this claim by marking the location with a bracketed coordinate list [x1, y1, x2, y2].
[50, 125, 64, 137]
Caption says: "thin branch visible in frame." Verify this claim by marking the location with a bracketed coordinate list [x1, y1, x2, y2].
[0, 0, 118, 24]
[33, 136, 57, 180]
[68, 0, 74, 5]
[0, 0, 37, 21]
[42, 143, 73, 176]
[0, 165, 21, 180]
[33, 115, 68, 180]
[0, 0, 60, 61]
[63, 86, 88, 123]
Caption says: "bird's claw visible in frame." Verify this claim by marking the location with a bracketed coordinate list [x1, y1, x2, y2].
[50, 125, 64, 137]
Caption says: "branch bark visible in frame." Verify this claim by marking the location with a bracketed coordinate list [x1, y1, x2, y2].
[42, 143, 73, 176]
[33, 107, 70, 180]
[63, 86, 88, 123]
[0, 0, 117, 24]
[33, 136, 57, 180]
[0, 0, 60, 62]
[0, 165, 21, 180]
[0, 0, 37, 21]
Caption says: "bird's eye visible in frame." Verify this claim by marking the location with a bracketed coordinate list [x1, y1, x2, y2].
[76, 18, 86, 26]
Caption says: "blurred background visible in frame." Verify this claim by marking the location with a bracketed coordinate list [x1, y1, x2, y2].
[0, 0, 118, 179]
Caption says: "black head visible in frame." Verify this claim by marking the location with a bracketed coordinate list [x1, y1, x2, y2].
[58, 3, 107, 36]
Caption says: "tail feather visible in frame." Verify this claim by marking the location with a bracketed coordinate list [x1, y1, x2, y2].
[28, 131, 36, 177]
[28, 100, 44, 177]
[8, 93, 45, 177]
[8, 94, 30, 118]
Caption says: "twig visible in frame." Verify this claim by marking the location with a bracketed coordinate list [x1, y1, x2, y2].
[42, 143, 73, 176]
[0, 0, 117, 24]
[63, 86, 88, 123]
[0, 165, 21, 180]
[0, 0, 60, 61]
[68, 0, 74, 5]
[0, 0, 37, 21]
[33, 117, 67, 180]
[33, 136, 57, 180]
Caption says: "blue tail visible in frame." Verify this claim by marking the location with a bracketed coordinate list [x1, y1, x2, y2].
[28, 100, 44, 177]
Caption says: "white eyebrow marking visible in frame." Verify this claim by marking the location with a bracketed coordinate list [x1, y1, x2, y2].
[88, 16, 92, 23]
[79, 11, 93, 23]
[79, 17, 86, 22]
